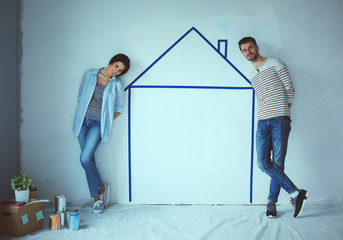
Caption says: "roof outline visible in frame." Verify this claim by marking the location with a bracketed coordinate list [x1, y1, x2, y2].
[125, 26, 251, 91]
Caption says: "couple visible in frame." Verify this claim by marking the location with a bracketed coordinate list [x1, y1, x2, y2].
[73, 37, 307, 218]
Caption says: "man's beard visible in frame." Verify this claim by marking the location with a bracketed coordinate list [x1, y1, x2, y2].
[247, 53, 258, 62]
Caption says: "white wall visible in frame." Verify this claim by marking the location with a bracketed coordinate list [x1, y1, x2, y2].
[0, 0, 20, 200]
[20, 0, 343, 204]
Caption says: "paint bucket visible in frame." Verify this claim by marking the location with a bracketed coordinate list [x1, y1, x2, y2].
[59, 210, 69, 228]
[49, 214, 60, 231]
[55, 195, 66, 212]
[68, 212, 80, 231]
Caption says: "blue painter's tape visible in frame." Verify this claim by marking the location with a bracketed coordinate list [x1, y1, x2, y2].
[125, 27, 255, 203]
[192, 28, 251, 85]
[125, 27, 195, 91]
[125, 27, 251, 91]
[128, 87, 256, 203]
[128, 88, 132, 202]
[250, 92, 256, 203]
[131, 85, 252, 90]
[218, 39, 228, 58]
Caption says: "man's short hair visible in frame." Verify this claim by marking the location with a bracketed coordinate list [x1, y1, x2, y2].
[238, 37, 257, 51]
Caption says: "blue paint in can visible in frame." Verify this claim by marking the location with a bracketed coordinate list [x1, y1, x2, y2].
[68, 212, 80, 231]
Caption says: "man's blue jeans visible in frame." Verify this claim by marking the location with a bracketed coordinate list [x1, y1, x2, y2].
[256, 116, 297, 203]
[78, 118, 104, 197]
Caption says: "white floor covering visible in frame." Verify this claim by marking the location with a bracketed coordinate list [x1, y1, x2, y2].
[2, 202, 343, 240]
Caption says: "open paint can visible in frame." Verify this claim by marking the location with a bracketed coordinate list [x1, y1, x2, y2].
[68, 212, 80, 231]
[49, 213, 60, 231]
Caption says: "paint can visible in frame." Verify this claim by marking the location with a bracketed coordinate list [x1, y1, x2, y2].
[59, 210, 69, 228]
[55, 195, 66, 212]
[68, 212, 80, 231]
[49, 214, 60, 231]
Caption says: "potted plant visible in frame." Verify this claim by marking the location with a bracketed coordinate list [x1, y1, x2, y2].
[10, 174, 32, 202]
[29, 183, 37, 200]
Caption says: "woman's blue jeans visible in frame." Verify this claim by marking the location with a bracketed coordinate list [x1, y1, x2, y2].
[78, 118, 104, 197]
[256, 116, 297, 203]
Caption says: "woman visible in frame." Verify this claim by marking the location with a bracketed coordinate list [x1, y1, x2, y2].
[73, 54, 130, 214]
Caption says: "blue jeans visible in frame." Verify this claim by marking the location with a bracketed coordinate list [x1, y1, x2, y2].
[256, 116, 297, 203]
[78, 118, 104, 197]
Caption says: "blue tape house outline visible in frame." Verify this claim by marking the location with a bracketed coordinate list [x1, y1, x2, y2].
[125, 27, 256, 203]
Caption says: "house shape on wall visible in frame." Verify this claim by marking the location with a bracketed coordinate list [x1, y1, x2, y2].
[125, 27, 256, 204]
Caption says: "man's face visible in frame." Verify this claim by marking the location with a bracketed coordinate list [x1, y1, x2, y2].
[240, 42, 259, 62]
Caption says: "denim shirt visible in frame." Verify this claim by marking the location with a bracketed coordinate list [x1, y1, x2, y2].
[73, 68, 125, 142]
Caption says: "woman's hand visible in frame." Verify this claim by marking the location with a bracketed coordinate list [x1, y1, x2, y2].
[113, 112, 121, 120]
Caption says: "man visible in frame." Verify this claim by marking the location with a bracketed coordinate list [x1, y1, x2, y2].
[238, 37, 307, 218]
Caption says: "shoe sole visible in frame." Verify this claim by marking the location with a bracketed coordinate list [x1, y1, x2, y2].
[93, 209, 104, 214]
[266, 211, 277, 218]
[295, 191, 308, 218]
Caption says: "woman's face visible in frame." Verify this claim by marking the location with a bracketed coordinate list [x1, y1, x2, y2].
[110, 61, 126, 76]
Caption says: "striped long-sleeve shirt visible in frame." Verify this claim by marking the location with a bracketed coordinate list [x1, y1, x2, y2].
[250, 58, 295, 120]
[85, 84, 106, 121]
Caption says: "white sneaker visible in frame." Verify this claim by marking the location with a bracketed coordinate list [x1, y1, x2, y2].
[93, 200, 104, 214]
[100, 183, 110, 207]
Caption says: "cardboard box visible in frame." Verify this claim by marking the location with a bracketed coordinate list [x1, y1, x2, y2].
[0, 201, 44, 237]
